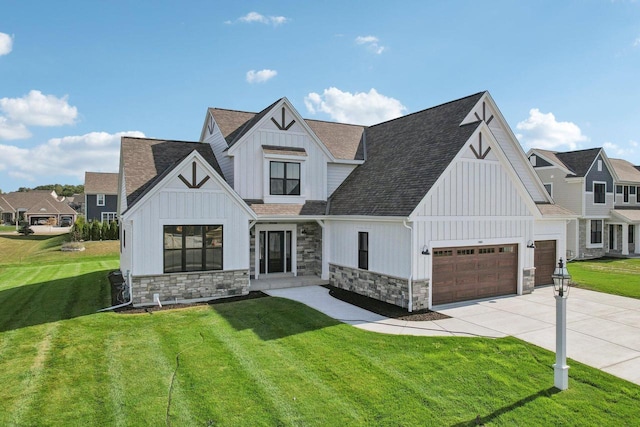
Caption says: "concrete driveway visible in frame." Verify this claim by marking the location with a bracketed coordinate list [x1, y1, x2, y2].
[434, 287, 640, 386]
[267, 286, 640, 386]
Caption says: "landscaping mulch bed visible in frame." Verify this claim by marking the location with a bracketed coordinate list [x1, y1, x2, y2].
[322, 285, 449, 321]
[115, 291, 268, 314]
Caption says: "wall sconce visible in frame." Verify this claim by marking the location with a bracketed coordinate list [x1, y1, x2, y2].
[300, 228, 307, 235]
[421, 245, 430, 255]
[527, 240, 536, 249]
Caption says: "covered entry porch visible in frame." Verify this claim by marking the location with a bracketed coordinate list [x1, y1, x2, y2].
[608, 210, 640, 257]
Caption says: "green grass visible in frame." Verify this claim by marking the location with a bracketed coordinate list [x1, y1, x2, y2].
[568, 258, 640, 299]
[0, 236, 639, 426]
[0, 225, 16, 232]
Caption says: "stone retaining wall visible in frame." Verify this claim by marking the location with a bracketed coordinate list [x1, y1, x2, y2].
[131, 269, 249, 306]
[329, 263, 429, 310]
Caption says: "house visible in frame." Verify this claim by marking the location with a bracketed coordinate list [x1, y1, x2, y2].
[0, 190, 77, 226]
[84, 172, 118, 222]
[528, 148, 640, 258]
[118, 91, 571, 308]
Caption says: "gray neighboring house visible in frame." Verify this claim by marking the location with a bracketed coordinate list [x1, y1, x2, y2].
[85, 172, 119, 222]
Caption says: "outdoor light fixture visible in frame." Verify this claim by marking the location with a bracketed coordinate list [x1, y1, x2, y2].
[421, 245, 430, 255]
[552, 257, 571, 390]
[527, 240, 536, 249]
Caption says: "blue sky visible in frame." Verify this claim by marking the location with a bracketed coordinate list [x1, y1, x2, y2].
[1, 1, 639, 192]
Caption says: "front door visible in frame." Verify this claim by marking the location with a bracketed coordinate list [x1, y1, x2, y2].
[259, 230, 293, 275]
[609, 225, 615, 250]
[268, 231, 285, 273]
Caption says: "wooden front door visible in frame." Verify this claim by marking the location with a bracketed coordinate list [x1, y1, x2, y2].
[534, 240, 556, 286]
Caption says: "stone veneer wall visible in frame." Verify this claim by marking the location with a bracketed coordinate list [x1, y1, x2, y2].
[330, 264, 429, 310]
[297, 222, 321, 277]
[522, 267, 535, 294]
[131, 269, 249, 306]
[578, 219, 606, 259]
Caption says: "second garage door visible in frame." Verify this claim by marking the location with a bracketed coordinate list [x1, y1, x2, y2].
[534, 240, 556, 286]
[432, 244, 518, 305]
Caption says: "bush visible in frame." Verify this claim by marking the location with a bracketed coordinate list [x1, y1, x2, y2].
[18, 221, 34, 236]
[90, 221, 101, 241]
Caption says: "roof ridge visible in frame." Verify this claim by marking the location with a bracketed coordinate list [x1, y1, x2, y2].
[122, 136, 201, 144]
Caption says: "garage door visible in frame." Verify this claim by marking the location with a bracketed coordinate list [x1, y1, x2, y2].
[534, 240, 556, 286]
[432, 244, 518, 305]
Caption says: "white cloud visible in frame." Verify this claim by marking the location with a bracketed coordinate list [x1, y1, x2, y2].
[0, 130, 144, 181]
[0, 90, 78, 127]
[603, 140, 639, 158]
[0, 116, 30, 140]
[235, 11, 289, 26]
[0, 32, 13, 56]
[516, 108, 589, 151]
[634, 37, 640, 47]
[355, 35, 385, 54]
[304, 87, 406, 125]
[246, 69, 277, 83]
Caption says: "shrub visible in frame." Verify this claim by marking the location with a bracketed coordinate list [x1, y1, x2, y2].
[90, 221, 101, 241]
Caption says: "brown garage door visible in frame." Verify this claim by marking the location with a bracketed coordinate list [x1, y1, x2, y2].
[432, 244, 518, 305]
[534, 240, 556, 286]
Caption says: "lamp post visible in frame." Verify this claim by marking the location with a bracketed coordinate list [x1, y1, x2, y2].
[552, 257, 571, 390]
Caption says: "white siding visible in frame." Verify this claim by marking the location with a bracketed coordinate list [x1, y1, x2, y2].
[231, 118, 330, 201]
[327, 163, 357, 196]
[327, 220, 410, 278]
[534, 219, 566, 261]
[203, 125, 234, 187]
[126, 161, 251, 276]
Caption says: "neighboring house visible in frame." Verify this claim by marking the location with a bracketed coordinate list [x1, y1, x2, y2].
[119, 91, 571, 308]
[85, 172, 119, 222]
[0, 190, 77, 225]
[527, 148, 640, 258]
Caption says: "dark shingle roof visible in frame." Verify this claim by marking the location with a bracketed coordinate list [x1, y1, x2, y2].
[328, 92, 485, 216]
[84, 172, 119, 195]
[121, 137, 223, 210]
[554, 148, 602, 177]
[209, 103, 365, 161]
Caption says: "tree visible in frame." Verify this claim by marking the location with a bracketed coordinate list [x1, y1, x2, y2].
[90, 221, 101, 241]
[108, 220, 119, 240]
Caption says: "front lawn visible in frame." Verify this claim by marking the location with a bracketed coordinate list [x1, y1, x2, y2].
[568, 258, 640, 299]
[0, 236, 639, 426]
[0, 224, 16, 232]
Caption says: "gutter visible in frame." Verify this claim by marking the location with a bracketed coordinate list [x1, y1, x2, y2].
[402, 220, 413, 312]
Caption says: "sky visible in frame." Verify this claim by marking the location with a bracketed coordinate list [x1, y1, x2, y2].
[1, 0, 639, 192]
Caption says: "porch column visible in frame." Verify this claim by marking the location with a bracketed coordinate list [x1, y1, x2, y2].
[622, 223, 629, 256]
[316, 220, 329, 280]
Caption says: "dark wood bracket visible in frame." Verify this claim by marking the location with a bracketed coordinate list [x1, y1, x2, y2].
[178, 162, 211, 189]
[271, 107, 296, 131]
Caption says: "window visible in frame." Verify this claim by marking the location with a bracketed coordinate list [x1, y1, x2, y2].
[163, 225, 223, 273]
[593, 183, 606, 204]
[433, 249, 453, 257]
[630, 225, 635, 244]
[358, 232, 368, 270]
[544, 183, 552, 197]
[590, 220, 603, 245]
[597, 160, 602, 172]
[631, 186, 636, 195]
[457, 249, 475, 255]
[101, 212, 117, 222]
[270, 161, 300, 195]
[624, 186, 630, 203]
[97, 194, 105, 206]
[616, 185, 623, 194]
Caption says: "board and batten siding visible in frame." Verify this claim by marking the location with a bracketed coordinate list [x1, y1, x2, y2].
[327, 220, 411, 279]
[203, 124, 234, 187]
[231, 121, 330, 201]
[126, 170, 251, 276]
[412, 155, 535, 281]
[327, 163, 358, 196]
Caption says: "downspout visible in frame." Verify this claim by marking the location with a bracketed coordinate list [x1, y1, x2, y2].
[402, 220, 413, 312]
[97, 270, 133, 312]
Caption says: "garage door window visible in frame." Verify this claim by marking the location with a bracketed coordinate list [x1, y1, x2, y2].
[457, 249, 474, 255]
[499, 246, 515, 253]
[479, 248, 495, 254]
[433, 249, 452, 257]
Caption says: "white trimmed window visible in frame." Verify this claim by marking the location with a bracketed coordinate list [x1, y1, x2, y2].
[593, 183, 606, 204]
[101, 212, 117, 222]
[97, 194, 105, 206]
[589, 220, 603, 247]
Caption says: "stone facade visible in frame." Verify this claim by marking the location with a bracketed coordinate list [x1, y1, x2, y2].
[522, 267, 535, 294]
[329, 263, 429, 310]
[578, 219, 606, 258]
[297, 221, 321, 277]
[131, 269, 249, 306]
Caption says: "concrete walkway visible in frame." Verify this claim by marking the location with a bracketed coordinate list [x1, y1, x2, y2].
[265, 286, 640, 386]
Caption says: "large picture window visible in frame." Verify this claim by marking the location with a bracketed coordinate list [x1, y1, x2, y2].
[590, 220, 603, 245]
[358, 231, 368, 270]
[164, 225, 223, 273]
[593, 183, 605, 204]
[270, 161, 300, 195]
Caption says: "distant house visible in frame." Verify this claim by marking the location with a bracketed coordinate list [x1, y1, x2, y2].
[118, 91, 571, 308]
[0, 190, 77, 226]
[528, 148, 640, 258]
[84, 172, 118, 222]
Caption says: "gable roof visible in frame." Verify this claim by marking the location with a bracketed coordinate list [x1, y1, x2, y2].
[121, 137, 223, 209]
[609, 158, 640, 183]
[328, 92, 485, 216]
[0, 191, 76, 215]
[208, 103, 365, 161]
[85, 172, 119, 195]
[554, 148, 602, 177]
